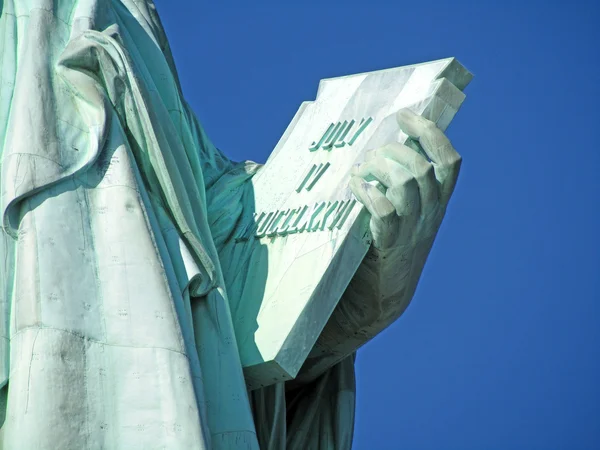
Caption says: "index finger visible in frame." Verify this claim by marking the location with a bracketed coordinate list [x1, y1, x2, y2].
[396, 109, 462, 205]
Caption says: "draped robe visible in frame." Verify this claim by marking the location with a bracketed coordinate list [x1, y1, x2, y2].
[0, 1, 410, 448]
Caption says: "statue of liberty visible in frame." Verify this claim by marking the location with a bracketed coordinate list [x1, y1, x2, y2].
[0, 1, 464, 448]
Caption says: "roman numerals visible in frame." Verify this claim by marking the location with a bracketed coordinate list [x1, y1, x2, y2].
[238, 115, 372, 242]
[296, 163, 330, 192]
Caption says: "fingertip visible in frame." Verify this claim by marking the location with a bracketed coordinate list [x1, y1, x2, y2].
[396, 109, 439, 140]
[396, 108, 417, 120]
[364, 148, 376, 161]
[374, 196, 396, 222]
[348, 175, 363, 193]
[396, 109, 419, 136]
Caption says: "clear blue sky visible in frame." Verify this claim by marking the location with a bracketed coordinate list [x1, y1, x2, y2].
[156, 1, 599, 448]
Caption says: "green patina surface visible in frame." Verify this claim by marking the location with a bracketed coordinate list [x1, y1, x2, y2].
[0, 1, 471, 449]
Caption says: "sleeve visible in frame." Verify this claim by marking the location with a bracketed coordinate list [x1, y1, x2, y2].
[183, 105, 263, 253]
[293, 237, 433, 384]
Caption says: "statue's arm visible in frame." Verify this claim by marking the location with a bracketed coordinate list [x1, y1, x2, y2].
[295, 109, 462, 383]
[193, 108, 461, 389]
[295, 236, 434, 382]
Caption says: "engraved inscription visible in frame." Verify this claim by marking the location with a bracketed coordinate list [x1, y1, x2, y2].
[235, 199, 358, 241]
[309, 117, 373, 151]
[296, 162, 330, 192]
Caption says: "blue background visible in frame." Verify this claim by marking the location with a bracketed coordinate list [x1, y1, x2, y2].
[157, 1, 599, 448]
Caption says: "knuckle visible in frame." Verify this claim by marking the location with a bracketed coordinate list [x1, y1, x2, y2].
[446, 151, 462, 169]
[400, 174, 418, 189]
[387, 185, 414, 205]
[415, 171, 435, 187]
[377, 152, 392, 164]
[388, 187, 418, 215]
[414, 158, 434, 177]
[421, 118, 438, 133]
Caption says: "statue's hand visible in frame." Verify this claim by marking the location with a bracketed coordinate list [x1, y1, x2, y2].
[345, 108, 461, 319]
[301, 110, 462, 374]
[350, 108, 461, 252]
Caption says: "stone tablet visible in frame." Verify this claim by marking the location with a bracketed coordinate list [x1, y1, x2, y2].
[234, 58, 472, 389]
